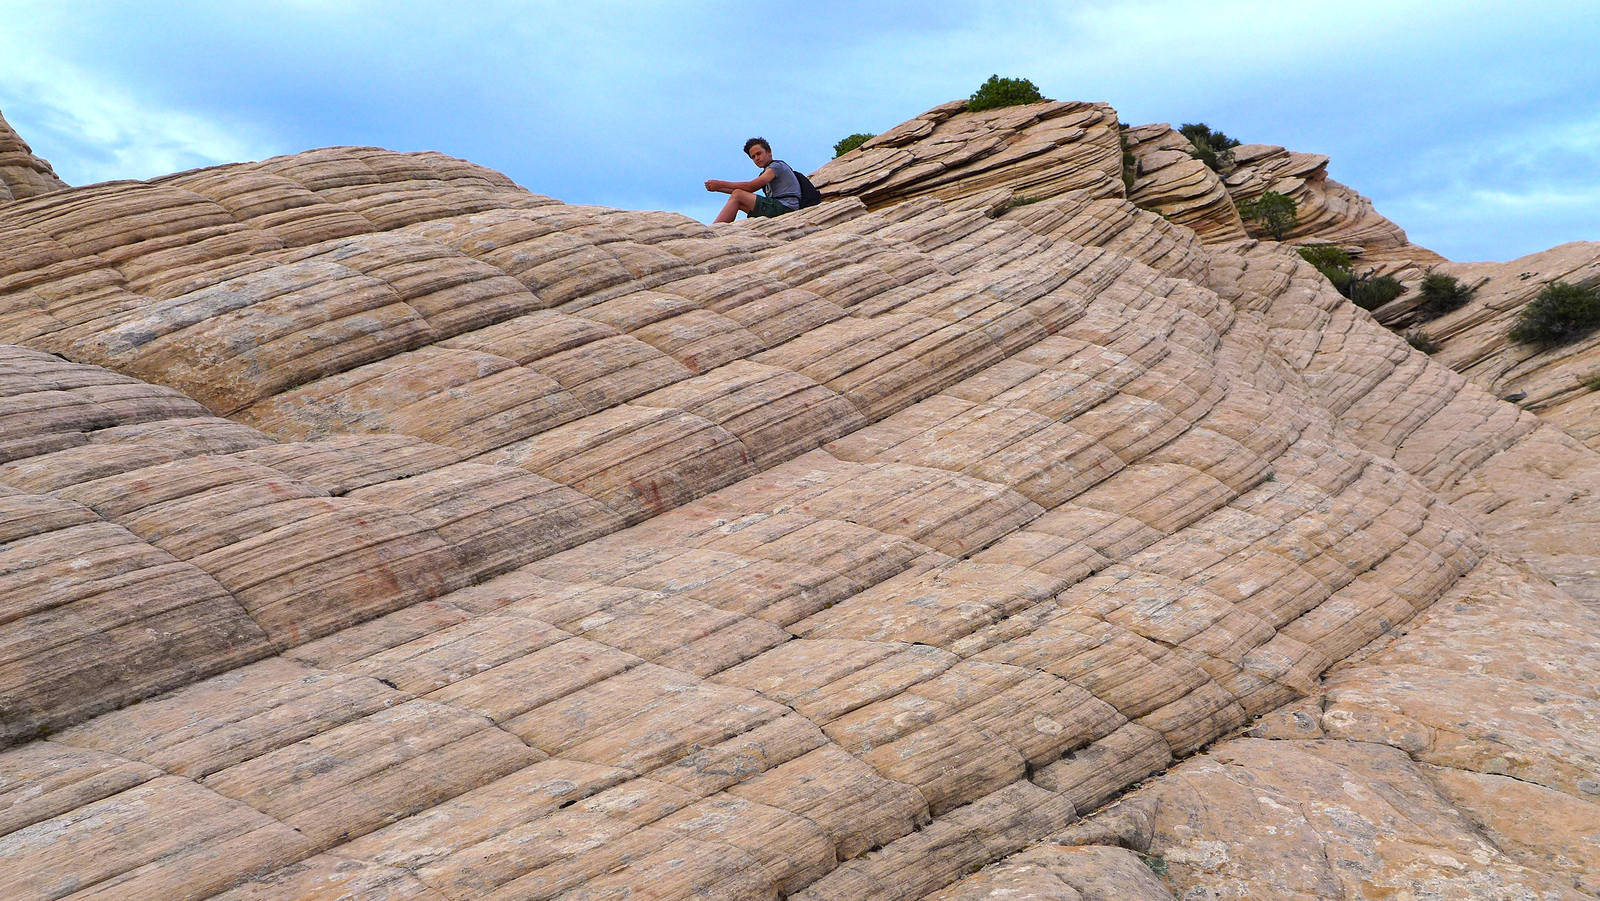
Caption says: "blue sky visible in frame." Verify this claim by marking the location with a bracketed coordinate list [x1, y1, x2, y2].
[1, 0, 1594, 262]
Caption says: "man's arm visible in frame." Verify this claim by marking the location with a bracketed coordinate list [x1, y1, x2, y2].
[705, 167, 776, 194]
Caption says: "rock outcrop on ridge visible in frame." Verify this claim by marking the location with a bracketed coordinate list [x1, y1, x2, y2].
[1120, 123, 1443, 264]
[1115, 120, 1600, 468]
[0, 110, 66, 201]
[1120, 124, 1248, 244]
[809, 100, 1125, 210]
[1375, 243, 1600, 453]
[1220, 140, 1443, 264]
[1, 100, 1598, 900]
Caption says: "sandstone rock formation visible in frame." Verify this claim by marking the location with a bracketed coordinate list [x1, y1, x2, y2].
[845, 110, 1443, 281]
[1, 101, 1598, 900]
[0, 110, 66, 201]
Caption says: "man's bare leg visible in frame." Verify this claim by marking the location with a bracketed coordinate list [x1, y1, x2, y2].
[714, 189, 758, 223]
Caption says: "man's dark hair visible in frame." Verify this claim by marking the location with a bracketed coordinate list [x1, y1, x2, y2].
[744, 137, 771, 155]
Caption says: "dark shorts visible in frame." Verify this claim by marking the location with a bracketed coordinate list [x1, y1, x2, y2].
[750, 196, 795, 218]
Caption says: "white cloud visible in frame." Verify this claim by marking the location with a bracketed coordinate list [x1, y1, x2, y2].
[0, 33, 275, 185]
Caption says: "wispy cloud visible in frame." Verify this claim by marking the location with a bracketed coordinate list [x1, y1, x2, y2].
[1369, 108, 1600, 259]
[0, 38, 275, 185]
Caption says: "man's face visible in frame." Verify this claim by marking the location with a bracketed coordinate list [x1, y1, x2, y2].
[747, 145, 772, 168]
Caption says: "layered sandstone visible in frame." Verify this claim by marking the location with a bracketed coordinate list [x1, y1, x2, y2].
[0, 101, 1597, 901]
[1120, 121, 1600, 469]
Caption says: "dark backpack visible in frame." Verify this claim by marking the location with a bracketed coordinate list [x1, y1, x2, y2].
[773, 160, 823, 210]
[777, 161, 823, 208]
[795, 170, 823, 208]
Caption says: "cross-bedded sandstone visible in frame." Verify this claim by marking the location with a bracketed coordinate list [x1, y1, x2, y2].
[1, 101, 1597, 900]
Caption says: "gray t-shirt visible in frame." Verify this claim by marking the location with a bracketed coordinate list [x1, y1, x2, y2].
[762, 160, 801, 210]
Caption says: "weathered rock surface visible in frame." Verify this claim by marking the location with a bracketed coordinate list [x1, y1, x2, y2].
[0, 101, 1597, 900]
[0, 110, 66, 202]
[1029, 554, 1600, 899]
[1122, 114, 1600, 469]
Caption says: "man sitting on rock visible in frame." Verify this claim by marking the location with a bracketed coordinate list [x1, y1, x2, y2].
[705, 137, 800, 223]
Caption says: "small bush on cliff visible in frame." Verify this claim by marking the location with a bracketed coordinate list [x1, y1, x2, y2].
[1296, 245, 1406, 310]
[834, 133, 874, 157]
[1415, 273, 1476, 320]
[1509, 281, 1600, 346]
[1405, 330, 1440, 354]
[1238, 191, 1298, 240]
[967, 75, 1044, 112]
[1347, 272, 1407, 311]
[1416, 273, 1475, 318]
[1179, 122, 1240, 172]
[1298, 244, 1353, 281]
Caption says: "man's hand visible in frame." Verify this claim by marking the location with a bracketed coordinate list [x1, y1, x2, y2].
[705, 179, 729, 193]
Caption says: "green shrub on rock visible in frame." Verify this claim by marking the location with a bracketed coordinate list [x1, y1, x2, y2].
[1179, 122, 1240, 172]
[967, 75, 1044, 112]
[1296, 244, 1406, 310]
[1238, 191, 1298, 240]
[1406, 330, 1440, 354]
[833, 133, 874, 157]
[1509, 281, 1600, 346]
[1348, 273, 1406, 311]
[1416, 273, 1476, 320]
[1297, 244, 1353, 280]
[1119, 127, 1138, 193]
